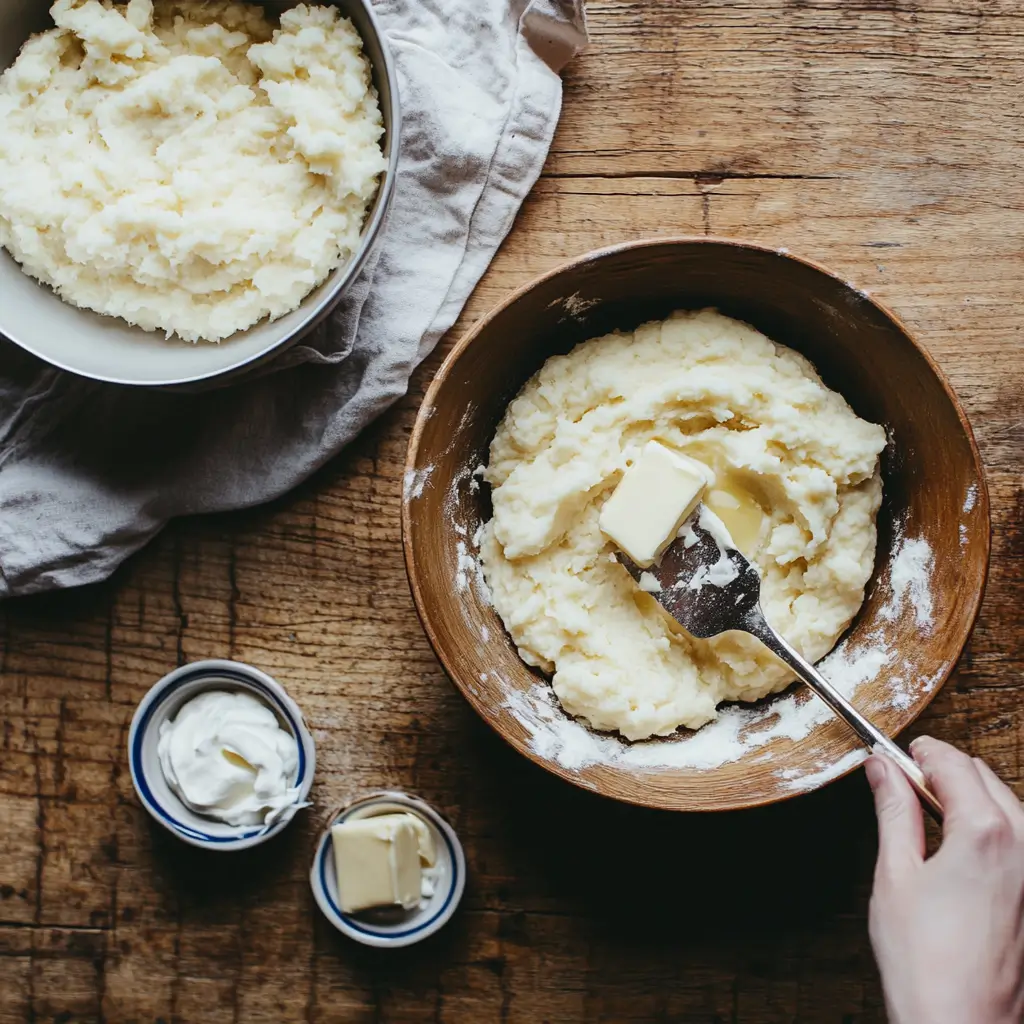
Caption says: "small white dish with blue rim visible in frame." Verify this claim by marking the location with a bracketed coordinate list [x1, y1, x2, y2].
[128, 659, 315, 851]
[311, 791, 466, 948]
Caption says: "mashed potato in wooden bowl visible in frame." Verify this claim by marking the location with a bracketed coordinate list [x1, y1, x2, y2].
[479, 309, 888, 742]
[0, 0, 386, 343]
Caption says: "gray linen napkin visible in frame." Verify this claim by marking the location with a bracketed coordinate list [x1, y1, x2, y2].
[0, 0, 587, 598]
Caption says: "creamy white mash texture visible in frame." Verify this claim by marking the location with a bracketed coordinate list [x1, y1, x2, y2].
[0, 0, 386, 342]
[479, 310, 888, 741]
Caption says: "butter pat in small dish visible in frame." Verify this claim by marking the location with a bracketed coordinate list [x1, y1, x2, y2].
[312, 792, 465, 948]
[332, 813, 435, 914]
[599, 441, 708, 567]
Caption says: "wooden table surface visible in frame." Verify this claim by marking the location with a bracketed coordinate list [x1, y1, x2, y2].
[2, 2, 1023, 1021]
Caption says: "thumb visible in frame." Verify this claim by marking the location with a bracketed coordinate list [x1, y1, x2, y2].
[865, 753, 925, 883]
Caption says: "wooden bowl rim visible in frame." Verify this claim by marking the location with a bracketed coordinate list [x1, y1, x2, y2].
[402, 235, 992, 812]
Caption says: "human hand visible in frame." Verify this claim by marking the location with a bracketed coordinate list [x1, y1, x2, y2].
[866, 736, 1024, 1024]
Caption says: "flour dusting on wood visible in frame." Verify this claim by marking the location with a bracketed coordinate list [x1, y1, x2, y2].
[454, 538, 492, 605]
[548, 291, 599, 321]
[880, 534, 934, 630]
[963, 483, 978, 513]
[404, 465, 434, 500]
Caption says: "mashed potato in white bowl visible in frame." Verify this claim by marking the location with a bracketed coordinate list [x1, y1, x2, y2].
[0, 0, 398, 385]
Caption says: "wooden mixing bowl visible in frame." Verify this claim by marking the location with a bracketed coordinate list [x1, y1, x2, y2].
[402, 238, 990, 812]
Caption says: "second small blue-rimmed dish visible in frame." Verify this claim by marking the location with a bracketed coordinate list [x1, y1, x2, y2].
[128, 659, 316, 851]
[311, 791, 466, 948]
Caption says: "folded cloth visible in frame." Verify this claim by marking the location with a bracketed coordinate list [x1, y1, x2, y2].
[0, 0, 587, 599]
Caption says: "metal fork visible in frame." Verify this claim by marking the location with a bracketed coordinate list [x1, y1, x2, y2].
[618, 507, 942, 819]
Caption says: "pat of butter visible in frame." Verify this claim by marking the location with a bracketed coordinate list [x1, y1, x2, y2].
[332, 813, 426, 914]
[599, 441, 708, 567]
[403, 812, 437, 867]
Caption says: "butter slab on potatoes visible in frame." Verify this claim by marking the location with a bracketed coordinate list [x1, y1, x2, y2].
[332, 813, 434, 914]
[599, 441, 708, 567]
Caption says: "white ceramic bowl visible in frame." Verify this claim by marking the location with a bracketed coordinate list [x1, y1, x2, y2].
[0, 0, 400, 387]
[128, 659, 316, 850]
[311, 791, 466, 948]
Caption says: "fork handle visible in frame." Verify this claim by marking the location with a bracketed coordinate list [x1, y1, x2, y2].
[744, 613, 943, 821]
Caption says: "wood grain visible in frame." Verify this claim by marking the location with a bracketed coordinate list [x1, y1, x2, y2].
[2, 0, 1023, 1020]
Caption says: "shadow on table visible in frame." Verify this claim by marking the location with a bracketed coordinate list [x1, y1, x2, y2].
[144, 806, 311, 901]
[472, 720, 878, 939]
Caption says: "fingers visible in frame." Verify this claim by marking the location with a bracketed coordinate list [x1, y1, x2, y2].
[866, 752, 925, 882]
[972, 757, 1024, 829]
[911, 736, 1013, 847]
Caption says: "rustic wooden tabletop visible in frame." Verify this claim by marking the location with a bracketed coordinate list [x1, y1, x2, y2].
[2, 1, 1023, 1021]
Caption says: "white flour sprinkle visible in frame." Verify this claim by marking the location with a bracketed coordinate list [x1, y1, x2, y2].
[548, 290, 599, 321]
[887, 677, 914, 711]
[457, 403, 477, 435]
[445, 454, 492, 529]
[959, 523, 968, 548]
[776, 749, 869, 793]
[454, 538, 492, 606]
[881, 535, 934, 630]
[502, 637, 895, 773]
[963, 483, 978, 513]
[454, 540, 475, 592]
[447, 459, 493, 608]
[404, 465, 434, 500]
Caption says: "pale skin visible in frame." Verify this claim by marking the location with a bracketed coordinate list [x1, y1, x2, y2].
[867, 736, 1024, 1024]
